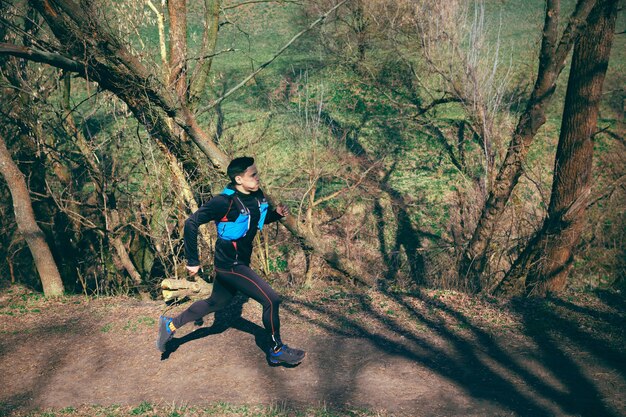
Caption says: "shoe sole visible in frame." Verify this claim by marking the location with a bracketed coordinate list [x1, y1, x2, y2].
[268, 352, 306, 365]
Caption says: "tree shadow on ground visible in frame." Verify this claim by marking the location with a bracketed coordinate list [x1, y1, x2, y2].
[0, 313, 93, 416]
[161, 294, 273, 361]
[285, 289, 626, 417]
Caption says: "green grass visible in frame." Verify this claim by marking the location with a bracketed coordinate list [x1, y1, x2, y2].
[100, 323, 113, 333]
[130, 401, 153, 415]
[11, 402, 385, 417]
[95, 316, 156, 334]
[0, 289, 52, 317]
[123, 316, 156, 332]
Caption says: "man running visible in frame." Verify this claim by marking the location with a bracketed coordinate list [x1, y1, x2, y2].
[156, 157, 305, 366]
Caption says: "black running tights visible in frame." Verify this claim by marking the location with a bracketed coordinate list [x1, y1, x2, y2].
[172, 265, 282, 345]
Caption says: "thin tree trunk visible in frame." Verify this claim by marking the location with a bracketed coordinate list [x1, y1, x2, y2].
[189, 0, 220, 107]
[108, 210, 150, 299]
[0, 134, 64, 297]
[167, 0, 190, 144]
[460, 0, 597, 291]
[168, 0, 188, 102]
[147, 0, 168, 78]
[147, 0, 172, 135]
[495, 0, 618, 297]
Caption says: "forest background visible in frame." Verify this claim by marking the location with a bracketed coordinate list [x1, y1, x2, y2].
[0, 0, 624, 300]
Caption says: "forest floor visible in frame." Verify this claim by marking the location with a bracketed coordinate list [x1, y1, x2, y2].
[1, 283, 625, 417]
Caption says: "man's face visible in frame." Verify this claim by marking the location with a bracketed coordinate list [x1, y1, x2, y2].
[235, 164, 260, 193]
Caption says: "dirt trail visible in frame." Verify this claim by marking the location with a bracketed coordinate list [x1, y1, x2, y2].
[1, 288, 625, 416]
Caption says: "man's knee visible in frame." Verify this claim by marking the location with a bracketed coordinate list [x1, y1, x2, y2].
[270, 293, 281, 307]
[208, 298, 230, 311]
[258, 291, 280, 308]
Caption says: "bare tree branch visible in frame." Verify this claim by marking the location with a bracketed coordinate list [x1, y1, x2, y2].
[0, 42, 83, 73]
[222, 0, 301, 11]
[197, 0, 350, 115]
[186, 47, 236, 62]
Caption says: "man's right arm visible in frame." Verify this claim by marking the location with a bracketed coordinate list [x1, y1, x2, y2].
[183, 196, 229, 269]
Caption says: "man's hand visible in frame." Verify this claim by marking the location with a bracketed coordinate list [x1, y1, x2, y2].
[276, 203, 290, 217]
[186, 265, 201, 277]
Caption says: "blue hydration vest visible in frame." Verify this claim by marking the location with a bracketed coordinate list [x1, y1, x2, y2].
[216, 188, 269, 241]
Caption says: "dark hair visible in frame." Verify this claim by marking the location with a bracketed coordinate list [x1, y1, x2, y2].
[227, 156, 255, 184]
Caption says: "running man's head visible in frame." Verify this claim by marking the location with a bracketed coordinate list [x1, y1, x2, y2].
[227, 156, 260, 194]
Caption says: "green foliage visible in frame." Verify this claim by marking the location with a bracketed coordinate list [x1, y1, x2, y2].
[268, 257, 288, 273]
[130, 401, 153, 415]
[0, 289, 50, 318]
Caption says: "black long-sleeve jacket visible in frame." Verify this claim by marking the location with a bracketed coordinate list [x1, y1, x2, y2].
[183, 186, 282, 269]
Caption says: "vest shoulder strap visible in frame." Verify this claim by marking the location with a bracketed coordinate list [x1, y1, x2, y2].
[220, 187, 248, 220]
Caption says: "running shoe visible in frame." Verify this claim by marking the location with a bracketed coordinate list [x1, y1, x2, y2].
[268, 345, 306, 365]
[156, 315, 176, 352]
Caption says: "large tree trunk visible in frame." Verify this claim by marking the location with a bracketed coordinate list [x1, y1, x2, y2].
[494, 0, 618, 297]
[460, 0, 597, 291]
[0, 134, 65, 297]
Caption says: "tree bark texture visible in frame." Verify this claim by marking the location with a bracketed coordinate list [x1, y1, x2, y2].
[495, 0, 618, 297]
[167, 0, 190, 143]
[460, 0, 597, 291]
[168, 0, 188, 102]
[0, 135, 65, 297]
[189, 0, 220, 107]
